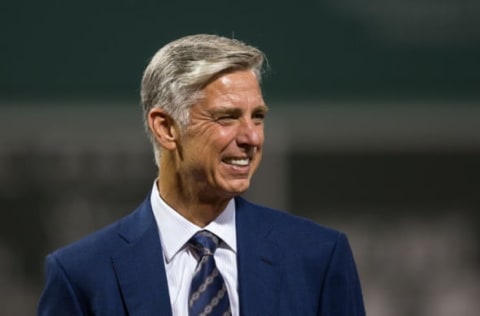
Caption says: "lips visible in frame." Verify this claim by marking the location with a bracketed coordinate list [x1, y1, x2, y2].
[222, 157, 250, 166]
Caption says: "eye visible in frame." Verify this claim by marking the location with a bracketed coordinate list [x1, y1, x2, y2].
[216, 115, 236, 125]
[252, 111, 266, 124]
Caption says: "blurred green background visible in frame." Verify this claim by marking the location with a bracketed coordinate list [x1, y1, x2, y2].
[2, 0, 479, 100]
[1, 1, 479, 315]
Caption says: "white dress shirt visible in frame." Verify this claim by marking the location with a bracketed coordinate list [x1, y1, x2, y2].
[150, 181, 239, 316]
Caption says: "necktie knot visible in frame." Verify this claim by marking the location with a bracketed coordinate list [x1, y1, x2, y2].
[188, 230, 220, 259]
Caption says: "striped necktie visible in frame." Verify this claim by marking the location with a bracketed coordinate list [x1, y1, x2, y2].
[188, 230, 231, 316]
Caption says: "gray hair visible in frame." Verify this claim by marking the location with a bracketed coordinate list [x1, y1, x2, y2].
[140, 34, 266, 164]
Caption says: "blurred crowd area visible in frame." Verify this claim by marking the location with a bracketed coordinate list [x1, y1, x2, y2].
[0, 102, 479, 315]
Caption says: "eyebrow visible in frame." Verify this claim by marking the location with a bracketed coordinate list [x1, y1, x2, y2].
[211, 104, 268, 116]
[256, 104, 269, 113]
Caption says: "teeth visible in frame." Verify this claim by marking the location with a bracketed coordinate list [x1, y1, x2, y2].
[225, 158, 249, 166]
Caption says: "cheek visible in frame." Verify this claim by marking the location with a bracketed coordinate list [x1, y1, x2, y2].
[259, 130, 265, 144]
[211, 129, 237, 147]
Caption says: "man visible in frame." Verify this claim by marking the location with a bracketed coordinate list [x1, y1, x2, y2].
[38, 34, 365, 316]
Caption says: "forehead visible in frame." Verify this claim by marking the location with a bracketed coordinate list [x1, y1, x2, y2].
[201, 70, 264, 105]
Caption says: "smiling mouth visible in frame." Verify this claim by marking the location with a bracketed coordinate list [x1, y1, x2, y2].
[222, 157, 250, 166]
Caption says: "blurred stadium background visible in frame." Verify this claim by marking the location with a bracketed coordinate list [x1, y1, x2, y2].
[1, 1, 480, 315]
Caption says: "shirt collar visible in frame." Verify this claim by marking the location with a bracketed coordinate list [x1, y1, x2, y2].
[150, 180, 237, 263]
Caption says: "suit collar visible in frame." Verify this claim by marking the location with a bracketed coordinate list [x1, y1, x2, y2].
[112, 197, 173, 316]
[235, 196, 284, 316]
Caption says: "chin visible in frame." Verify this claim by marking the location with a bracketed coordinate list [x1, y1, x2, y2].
[222, 180, 251, 196]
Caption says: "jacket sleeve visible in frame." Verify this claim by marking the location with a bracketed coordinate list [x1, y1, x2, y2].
[37, 254, 86, 316]
[319, 233, 366, 316]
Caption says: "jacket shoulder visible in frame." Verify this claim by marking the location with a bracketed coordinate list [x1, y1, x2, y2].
[49, 196, 153, 269]
[236, 196, 342, 243]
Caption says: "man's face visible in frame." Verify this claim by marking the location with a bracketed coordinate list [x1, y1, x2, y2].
[177, 69, 267, 201]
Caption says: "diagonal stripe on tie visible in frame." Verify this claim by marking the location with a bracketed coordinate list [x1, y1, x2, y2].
[188, 230, 231, 316]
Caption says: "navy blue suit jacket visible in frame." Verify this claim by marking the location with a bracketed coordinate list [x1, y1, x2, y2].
[38, 195, 365, 315]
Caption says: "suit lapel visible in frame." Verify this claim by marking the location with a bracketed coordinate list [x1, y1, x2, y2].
[235, 197, 284, 316]
[112, 198, 173, 316]
[109, 195, 283, 316]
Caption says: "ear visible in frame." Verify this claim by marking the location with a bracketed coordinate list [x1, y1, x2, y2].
[147, 108, 179, 151]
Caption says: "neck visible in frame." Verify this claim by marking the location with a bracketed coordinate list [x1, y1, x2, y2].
[156, 173, 231, 228]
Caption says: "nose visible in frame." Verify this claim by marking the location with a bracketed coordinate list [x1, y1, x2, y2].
[236, 118, 263, 147]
